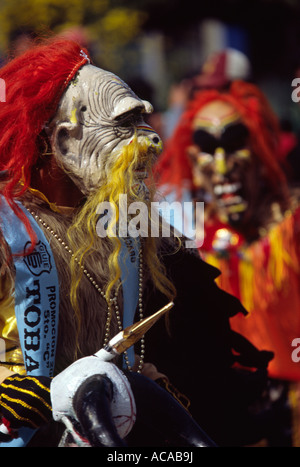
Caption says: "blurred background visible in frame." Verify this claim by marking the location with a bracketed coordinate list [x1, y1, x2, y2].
[1, 0, 300, 134]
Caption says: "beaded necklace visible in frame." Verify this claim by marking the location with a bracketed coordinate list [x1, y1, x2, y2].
[26, 209, 145, 372]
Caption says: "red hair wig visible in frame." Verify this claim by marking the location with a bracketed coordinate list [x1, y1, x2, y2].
[155, 80, 285, 195]
[0, 37, 90, 245]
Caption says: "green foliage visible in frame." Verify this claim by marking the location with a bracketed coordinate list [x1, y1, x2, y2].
[0, 0, 147, 72]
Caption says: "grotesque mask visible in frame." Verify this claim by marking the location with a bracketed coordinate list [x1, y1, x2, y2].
[46, 64, 162, 195]
[187, 100, 252, 226]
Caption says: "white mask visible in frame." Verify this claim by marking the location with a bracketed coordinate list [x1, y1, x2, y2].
[47, 64, 162, 194]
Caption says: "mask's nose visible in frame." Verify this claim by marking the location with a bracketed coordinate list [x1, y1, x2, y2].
[149, 132, 162, 147]
[214, 147, 227, 175]
[136, 124, 163, 155]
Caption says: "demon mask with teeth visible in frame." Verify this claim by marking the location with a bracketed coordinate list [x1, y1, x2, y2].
[156, 81, 289, 241]
[188, 99, 251, 226]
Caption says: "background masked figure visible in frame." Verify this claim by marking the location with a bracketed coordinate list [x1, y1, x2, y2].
[156, 80, 300, 445]
[0, 39, 272, 447]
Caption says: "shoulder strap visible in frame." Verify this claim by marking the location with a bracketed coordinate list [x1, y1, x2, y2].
[0, 197, 59, 447]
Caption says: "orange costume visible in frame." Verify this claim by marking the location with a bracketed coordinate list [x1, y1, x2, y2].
[156, 80, 300, 386]
[202, 210, 300, 383]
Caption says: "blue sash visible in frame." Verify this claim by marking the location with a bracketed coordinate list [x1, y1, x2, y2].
[0, 197, 59, 446]
[119, 237, 140, 369]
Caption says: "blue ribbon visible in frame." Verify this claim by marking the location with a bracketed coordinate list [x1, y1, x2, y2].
[0, 197, 59, 446]
[119, 237, 140, 369]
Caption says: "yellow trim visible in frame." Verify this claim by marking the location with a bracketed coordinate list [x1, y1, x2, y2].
[7, 376, 50, 394]
[0, 401, 38, 428]
[1, 394, 49, 423]
[1, 382, 51, 411]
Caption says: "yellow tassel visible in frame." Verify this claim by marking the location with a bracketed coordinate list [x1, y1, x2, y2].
[267, 212, 299, 291]
[289, 382, 300, 447]
[27, 187, 62, 213]
[204, 209, 300, 316]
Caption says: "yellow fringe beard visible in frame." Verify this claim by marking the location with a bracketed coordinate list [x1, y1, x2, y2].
[66, 135, 176, 331]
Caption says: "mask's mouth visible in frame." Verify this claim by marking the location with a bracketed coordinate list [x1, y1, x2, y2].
[132, 144, 158, 181]
[214, 182, 241, 196]
[134, 164, 148, 180]
[213, 182, 247, 214]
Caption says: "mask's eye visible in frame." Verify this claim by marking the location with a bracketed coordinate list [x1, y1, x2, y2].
[220, 123, 249, 153]
[192, 129, 218, 154]
[114, 106, 144, 127]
